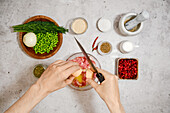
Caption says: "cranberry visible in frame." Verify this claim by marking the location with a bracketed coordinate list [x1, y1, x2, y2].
[118, 59, 138, 79]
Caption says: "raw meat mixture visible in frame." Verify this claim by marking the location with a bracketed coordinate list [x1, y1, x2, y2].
[70, 56, 96, 87]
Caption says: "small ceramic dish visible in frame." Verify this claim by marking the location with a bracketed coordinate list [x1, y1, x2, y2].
[98, 41, 112, 55]
[97, 18, 112, 32]
[71, 17, 88, 35]
[33, 64, 48, 78]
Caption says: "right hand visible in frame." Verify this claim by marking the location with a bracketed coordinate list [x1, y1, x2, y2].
[86, 68, 125, 113]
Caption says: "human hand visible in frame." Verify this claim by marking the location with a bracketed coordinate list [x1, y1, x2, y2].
[5, 60, 80, 113]
[36, 60, 80, 94]
[86, 68, 125, 113]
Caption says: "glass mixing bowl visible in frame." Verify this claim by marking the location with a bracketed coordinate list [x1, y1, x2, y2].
[66, 52, 101, 91]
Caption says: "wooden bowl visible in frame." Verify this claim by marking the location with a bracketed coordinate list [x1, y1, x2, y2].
[19, 15, 63, 59]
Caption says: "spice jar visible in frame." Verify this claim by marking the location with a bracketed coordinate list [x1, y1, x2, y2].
[98, 41, 112, 55]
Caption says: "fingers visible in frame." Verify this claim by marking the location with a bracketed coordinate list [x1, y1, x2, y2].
[86, 78, 99, 89]
[51, 61, 79, 72]
[65, 76, 75, 85]
[96, 68, 113, 79]
[61, 65, 80, 79]
[51, 60, 64, 65]
[59, 61, 79, 71]
[54, 61, 68, 67]
[115, 75, 119, 79]
[51, 60, 71, 67]
[96, 68, 112, 75]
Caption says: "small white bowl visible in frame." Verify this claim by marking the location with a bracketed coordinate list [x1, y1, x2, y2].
[98, 41, 112, 55]
[119, 13, 143, 36]
[97, 18, 112, 32]
[119, 40, 134, 54]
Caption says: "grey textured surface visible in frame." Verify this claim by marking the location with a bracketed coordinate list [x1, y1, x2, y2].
[0, 0, 170, 113]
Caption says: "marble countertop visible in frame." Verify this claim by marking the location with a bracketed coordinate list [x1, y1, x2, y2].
[0, 0, 170, 113]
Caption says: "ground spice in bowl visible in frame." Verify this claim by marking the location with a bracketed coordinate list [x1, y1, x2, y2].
[100, 42, 111, 53]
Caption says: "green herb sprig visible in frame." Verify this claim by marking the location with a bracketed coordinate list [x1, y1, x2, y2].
[12, 21, 68, 34]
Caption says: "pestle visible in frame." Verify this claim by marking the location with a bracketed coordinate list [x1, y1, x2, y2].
[125, 11, 149, 31]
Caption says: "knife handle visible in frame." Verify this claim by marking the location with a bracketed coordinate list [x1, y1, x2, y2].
[96, 73, 105, 83]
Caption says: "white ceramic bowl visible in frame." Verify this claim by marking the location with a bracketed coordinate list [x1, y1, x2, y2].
[97, 18, 112, 32]
[119, 13, 143, 36]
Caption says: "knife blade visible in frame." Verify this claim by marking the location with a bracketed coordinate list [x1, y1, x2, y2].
[74, 37, 105, 83]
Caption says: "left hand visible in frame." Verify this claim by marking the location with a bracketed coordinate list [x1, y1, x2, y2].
[5, 60, 80, 113]
[35, 60, 80, 94]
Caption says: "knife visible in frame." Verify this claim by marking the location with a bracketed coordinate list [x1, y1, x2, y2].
[74, 37, 105, 83]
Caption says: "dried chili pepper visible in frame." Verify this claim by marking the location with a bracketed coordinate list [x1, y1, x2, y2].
[92, 36, 99, 48]
[92, 36, 99, 51]
[92, 45, 98, 51]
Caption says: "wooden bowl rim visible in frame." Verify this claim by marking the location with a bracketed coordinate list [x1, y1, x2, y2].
[19, 15, 63, 59]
